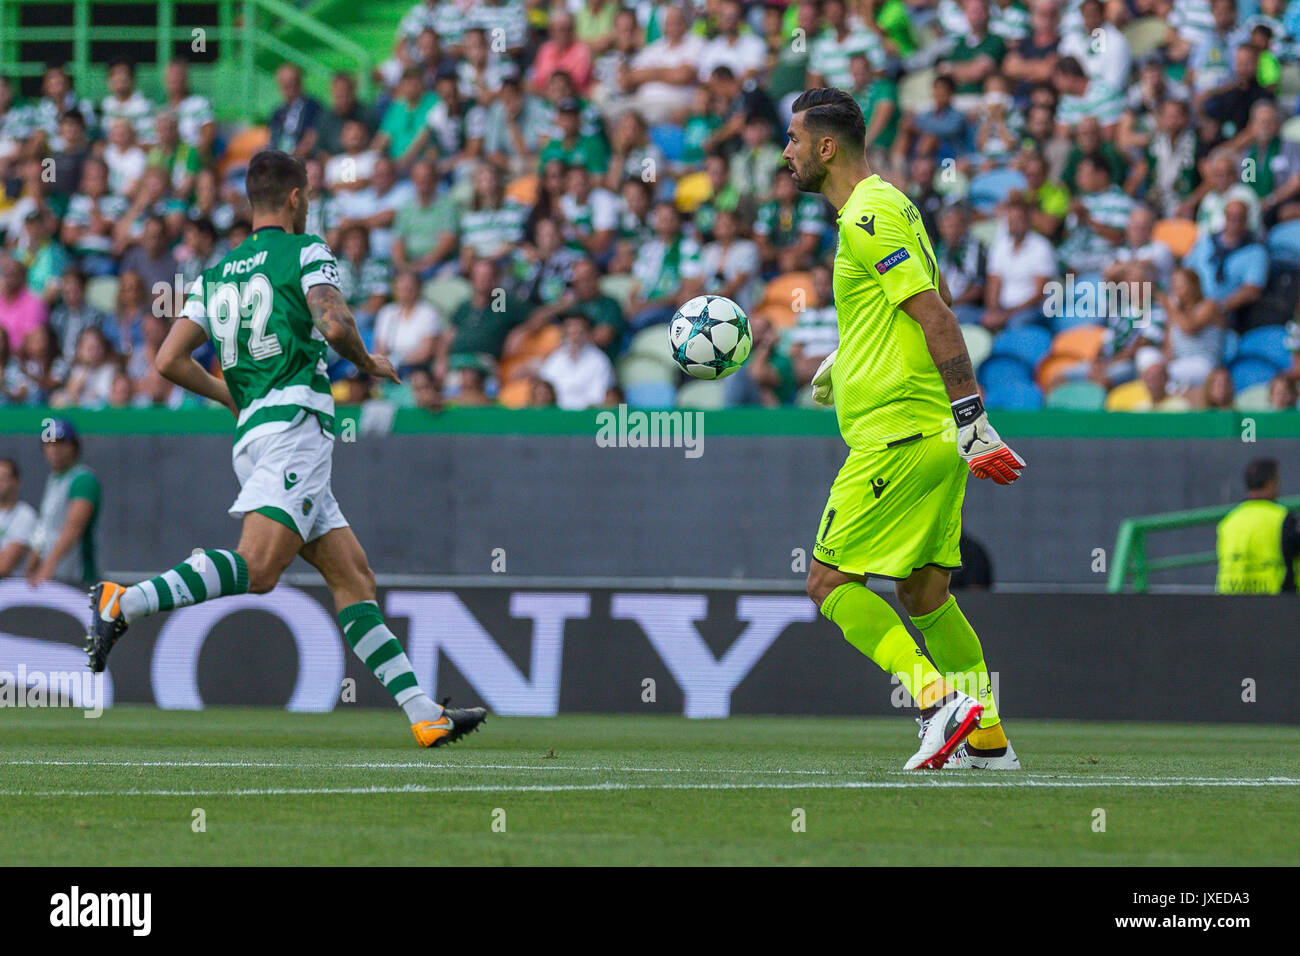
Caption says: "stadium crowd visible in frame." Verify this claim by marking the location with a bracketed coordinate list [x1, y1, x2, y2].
[3, 0, 1300, 412]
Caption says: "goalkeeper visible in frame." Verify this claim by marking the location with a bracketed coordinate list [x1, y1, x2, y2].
[787, 88, 1023, 770]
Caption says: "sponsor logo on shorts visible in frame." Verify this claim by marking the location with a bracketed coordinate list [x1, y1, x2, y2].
[874, 248, 909, 274]
[302, 497, 313, 516]
[284, 471, 301, 490]
[814, 542, 836, 558]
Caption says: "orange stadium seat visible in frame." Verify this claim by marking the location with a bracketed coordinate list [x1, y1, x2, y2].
[1038, 325, 1104, 390]
[497, 378, 534, 408]
[762, 271, 819, 313]
[217, 126, 270, 177]
[1151, 219, 1198, 259]
[506, 174, 539, 206]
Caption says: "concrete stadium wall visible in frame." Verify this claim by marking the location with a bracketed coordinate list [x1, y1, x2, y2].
[2, 431, 1297, 586]
[1, 582, 1293, 723]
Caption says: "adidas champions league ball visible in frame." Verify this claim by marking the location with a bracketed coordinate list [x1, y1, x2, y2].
[668, 295, 753, 380]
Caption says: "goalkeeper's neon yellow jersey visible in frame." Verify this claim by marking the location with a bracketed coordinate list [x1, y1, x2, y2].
[830, 174, 951, 450]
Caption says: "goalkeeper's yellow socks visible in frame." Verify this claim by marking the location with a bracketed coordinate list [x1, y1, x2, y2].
[909, 594, 1002, 729]
[338, 601, 443, 724]
[119, 549, 249, 623]
[821, 582, 941, 700]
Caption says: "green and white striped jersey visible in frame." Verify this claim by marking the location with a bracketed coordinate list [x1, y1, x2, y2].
[181, 227, 340, 456]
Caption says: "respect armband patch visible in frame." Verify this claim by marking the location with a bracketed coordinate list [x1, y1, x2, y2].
[875, 248, 910, 274]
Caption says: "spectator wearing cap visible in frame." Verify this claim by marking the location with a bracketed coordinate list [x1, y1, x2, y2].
[531, 10, 594, 95]
[538, 97, 609, 175]
[538, 312, 616, 410]
[0, 257, 47, 348]
[1185, 198, 1268, 331]
[619, 5, 707, 124]
[983, 196, 1057, 331]
[26, 418, 101, 588]
[269, 63, 323, 158]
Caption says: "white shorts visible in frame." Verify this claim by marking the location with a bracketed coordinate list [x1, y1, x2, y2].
[229, 411, 349, 543]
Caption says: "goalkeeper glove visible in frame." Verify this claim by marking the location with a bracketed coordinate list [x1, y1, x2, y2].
[951, 394, 1026, 484]
[812, 349, 836, 406]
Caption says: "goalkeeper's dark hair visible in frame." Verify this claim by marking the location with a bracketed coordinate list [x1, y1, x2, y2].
[1245, 458, 1279, 491]
[245, 149, 308, 211]
[790, 88, 866, 153]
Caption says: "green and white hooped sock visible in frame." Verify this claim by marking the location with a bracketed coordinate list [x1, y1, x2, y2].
[119, 549, 249, 623]
[338, 600, 443, 724]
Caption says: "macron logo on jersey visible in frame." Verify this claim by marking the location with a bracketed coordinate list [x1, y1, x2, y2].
[875, 248, 909, 275]
[222, 250, 269, 277]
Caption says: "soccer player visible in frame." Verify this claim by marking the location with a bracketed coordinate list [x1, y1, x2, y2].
[84, 150, 486, 748]
[784, 89, 1023, 769]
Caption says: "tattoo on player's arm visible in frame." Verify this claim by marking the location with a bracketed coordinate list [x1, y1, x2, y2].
[306, 283, 370, 368]
[936, 355, 976, 392]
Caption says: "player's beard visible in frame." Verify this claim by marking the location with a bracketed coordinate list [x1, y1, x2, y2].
[790, 155, 827, 194]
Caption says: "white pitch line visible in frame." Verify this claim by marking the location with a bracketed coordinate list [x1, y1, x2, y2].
[2, 778, 1299, 796]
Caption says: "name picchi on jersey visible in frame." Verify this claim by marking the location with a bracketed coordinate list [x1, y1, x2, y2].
[221, 249, 269, 277]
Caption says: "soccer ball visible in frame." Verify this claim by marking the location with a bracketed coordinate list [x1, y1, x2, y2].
[668, 295, 753, 380]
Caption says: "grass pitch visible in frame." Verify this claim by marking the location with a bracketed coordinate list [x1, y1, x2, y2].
[0, 707, 1296, 866]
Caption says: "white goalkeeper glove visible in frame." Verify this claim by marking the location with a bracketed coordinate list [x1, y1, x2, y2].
[812, 349, 836, 407]
[952, 394, 1026, 485]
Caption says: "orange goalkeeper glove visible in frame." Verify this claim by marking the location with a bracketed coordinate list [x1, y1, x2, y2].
[952, 394, 1026, 485]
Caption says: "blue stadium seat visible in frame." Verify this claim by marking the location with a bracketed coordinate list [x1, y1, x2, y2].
[624, 381, 678, 409]
[1267, 220, 1300, 264]
[967, 167, 1028, 213]
[1222, 328, 1239, 366]
[1236, 324, 1291, 367]
[976, 354, 1034, 390]
[649, 124, 687, 163]
[989, 325, 1052, 367]
[1229, 356, 1281, 392]
[984, 380, 1044, 410]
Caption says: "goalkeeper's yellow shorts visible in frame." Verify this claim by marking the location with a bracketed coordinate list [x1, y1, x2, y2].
[812, 432, 966, 580]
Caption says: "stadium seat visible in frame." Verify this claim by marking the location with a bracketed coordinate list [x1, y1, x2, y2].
[1283, 114, 1300, 145]
[751, 303, 796, 328]
[217, 126, 269, 177]
[497, 378, 534, 409]
[983, 380, 1044, 410]
[506, 174, 538, 206]
[967, 167, 1028, 214]
[626, 324, 674, 361]
[762, 271, 818, 311]
[421, 276, 471, 315]
[1123, 17, 1169, 57]
[1151, 218, 1198, 259]
[676, 378, 728, 410]
[960, 323, 994, 371]
[648, 124, 687, 163]
[1281, 65, 1300, 104]
[1223, 328, 1239, 366]
[1236, 324, 1291, 366]
[511, 323, 563, 361]
[976, 354, 1034, 390]
[1037, 355, 1081, 392]
[617, 353, 677, 387]
[968, 218, 999, 247]
[1104, 379, 1151, 410]
[1233, 382, 1273, 411]
[624, 381, 678, 409]
[85, 276, 119, 315]
[1045, 379, 1107, 410]
[673, 171, 712, 213]
[1229, 356, 1282, 392]
[897, 67, 935, 113]
[598, 273, 639, 310]
[989, 325, 1052, 367]
[1266, 220, 1300, 263]
[1048, 323, 1105, 361]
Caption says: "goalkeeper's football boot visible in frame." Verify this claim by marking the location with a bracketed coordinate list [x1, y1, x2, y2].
[945, 740, 1022, 770]
[903, 691, 983, 770]
[412, 702, 488, 748]
[85, 581, 129, 673]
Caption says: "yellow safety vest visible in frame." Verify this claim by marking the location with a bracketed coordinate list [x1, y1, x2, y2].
[1216, 500, 1288, 594]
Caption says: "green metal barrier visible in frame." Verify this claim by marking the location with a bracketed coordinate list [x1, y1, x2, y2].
[1108, 495, 1300, 593]
[0, 0, 370, 119]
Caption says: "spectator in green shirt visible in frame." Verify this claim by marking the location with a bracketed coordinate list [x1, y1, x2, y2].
[449, 257, 525, 367]
[938, 0, 1006, 107]
[391, 159, 458, 279]
[847, 53, 898, 163]
[374, 67, 439, 166]
[537, 97, 608, 174]
[506, 256, 626, 359]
